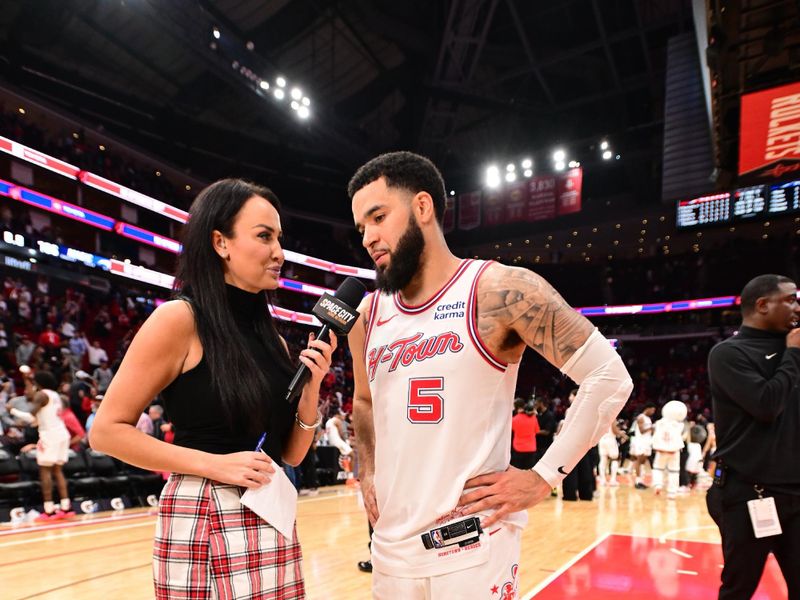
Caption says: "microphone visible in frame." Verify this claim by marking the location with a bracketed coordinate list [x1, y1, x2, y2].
[285, 276, 367, 402]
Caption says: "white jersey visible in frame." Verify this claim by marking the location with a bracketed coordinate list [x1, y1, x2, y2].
[364, 259, 525, 578]
[652, 418, 685, 453]
[633, 413, 653, 440]
[37, 390, 68, 436]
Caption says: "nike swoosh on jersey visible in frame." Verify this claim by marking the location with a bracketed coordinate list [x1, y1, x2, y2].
[557, 466, 568, 475]
[376, 315, 396, 327]
[766, 353, 777, 360]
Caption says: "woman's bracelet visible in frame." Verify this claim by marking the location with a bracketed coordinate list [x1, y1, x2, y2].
[295, 410, 322, 431]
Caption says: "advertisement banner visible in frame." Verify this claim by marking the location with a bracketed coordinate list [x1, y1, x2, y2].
[457, 192, 481, 230]
[443, 196, 455, 233]
[504, 181, 529, 223]
[739, 81, 800, 178]
[557, 168, 583, 215]
[527, 175, 557, 222]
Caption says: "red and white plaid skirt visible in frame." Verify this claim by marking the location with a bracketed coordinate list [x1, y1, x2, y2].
[153, 474, 305, 599]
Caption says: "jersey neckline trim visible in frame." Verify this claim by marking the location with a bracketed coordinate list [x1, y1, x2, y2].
[393, 259, 473, 314]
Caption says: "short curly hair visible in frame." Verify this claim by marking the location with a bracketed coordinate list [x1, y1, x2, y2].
[347, 151, 447, 226]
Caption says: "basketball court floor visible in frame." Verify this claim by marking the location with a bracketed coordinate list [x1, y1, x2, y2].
[1, 482, 786, 599]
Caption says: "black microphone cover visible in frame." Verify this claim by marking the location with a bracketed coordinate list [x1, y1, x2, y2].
[334, 277, 368, 312]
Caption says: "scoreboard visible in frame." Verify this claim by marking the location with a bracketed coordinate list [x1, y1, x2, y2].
[677, 178, 800, 228]
[732, 185, 766, 220]
[768, 180, 800, 215]
[676, 193, 730, 228]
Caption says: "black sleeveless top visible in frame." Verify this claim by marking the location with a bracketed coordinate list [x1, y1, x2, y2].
[160, 284, 295, 465]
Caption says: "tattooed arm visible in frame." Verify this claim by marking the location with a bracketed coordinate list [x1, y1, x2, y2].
[473, 263, 594, 367]
[460, 263, 632, 526]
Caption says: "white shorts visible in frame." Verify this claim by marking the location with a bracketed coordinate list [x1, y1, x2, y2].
[372, 525, 521, 600]
[630, 436, 652, 457]
[327, 430, 353, 456]
[598, 434, 619, 459]
[653, 450, 680, 471]
[36, 431, 70, 466]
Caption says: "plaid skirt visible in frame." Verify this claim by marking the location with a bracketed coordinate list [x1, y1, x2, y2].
[153, 474, 305, 599]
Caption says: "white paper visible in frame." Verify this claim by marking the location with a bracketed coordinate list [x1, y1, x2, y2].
[747, 497, 782, 539]
[240, 466, 298, 541]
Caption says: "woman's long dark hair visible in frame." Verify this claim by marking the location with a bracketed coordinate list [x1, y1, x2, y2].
[174, 178, 294, 434]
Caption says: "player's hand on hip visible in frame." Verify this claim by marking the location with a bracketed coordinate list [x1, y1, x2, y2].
[458, 467, 551, 528]
[360, 472, 380, 526]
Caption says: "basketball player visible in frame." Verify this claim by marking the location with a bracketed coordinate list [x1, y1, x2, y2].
[597, 419, 627, 486]
[347, 152, 633, 598]
[651, 401, 687, 499]
[629, 403, 656, 489]
[14, 370, 74, 519]
[325, 407, 352, 458]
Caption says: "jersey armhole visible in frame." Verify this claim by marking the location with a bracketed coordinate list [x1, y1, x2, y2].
[466, 261, 508, 372]
[363, 291, 380, 354]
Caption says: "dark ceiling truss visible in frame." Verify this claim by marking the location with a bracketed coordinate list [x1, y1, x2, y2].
[417, 0, 501, 160]
[137, 0, 369, 166]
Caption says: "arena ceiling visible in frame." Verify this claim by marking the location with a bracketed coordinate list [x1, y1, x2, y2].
[1, 0, 698, 217]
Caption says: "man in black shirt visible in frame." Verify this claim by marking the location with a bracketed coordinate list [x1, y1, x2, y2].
[533, 397, 556, 464]
[706, 274, 800, 599]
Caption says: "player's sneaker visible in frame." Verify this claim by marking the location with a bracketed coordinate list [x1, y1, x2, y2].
[34, 512, 56, 522]
[52, 509, 76, 519]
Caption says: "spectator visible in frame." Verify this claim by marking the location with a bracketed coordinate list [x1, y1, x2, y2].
[87, 340, 108, 369]
[147, 404, 168, 441]
[69, 370, 93, 423]
[59, 397, 87, 452]
[84, 395, 102, 432]
[511, 401, 540, 469]
[534, 397, 557, 463]
[15, 334, 35, 366]
[68, 330, 89, 370]
[38, 323, 60, 351]
[92, 360, 114, 394]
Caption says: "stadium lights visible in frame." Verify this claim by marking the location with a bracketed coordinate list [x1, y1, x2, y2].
[505, 171, 517, 182]
[276, 76, 286, 88]
[600, 140, 609, 151]
[274, 88, 285, 100]
[291, 88, 303, 100]
[302, 97, 310, 106]
[485, 165, 501, 188]
[602, 150, 613, 160]
[259, 80, 269, 91]
[523, 169, 533, 177]
[297, 106, 310, 119]
[553, 149, 566, 162]
[212, 27, 221, 39]
[521, 158, 532, 169]
[568, 160, 580, 168]
[554, 160, 566, 171]
[506, 163, 515, 172]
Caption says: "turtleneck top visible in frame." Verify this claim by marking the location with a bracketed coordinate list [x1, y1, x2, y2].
[160, 284, 294, 465]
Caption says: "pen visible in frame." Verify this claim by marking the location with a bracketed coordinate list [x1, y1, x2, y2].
[254, 432, 267, 454]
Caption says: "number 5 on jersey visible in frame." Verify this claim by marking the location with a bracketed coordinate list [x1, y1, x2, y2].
[408, 377, 445, 424]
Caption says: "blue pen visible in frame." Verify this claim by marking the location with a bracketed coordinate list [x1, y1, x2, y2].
[254, 432, 267, 454]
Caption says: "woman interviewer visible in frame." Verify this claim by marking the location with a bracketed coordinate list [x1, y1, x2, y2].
[90, 179, 336, 599]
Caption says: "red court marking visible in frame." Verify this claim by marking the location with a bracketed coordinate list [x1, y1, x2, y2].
[531, 534, 786, 599]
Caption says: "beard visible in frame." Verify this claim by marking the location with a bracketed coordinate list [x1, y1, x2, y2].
[375, 215, 425, 294]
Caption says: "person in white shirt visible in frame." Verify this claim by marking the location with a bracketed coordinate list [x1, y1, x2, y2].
[87, 340, 108, 368]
